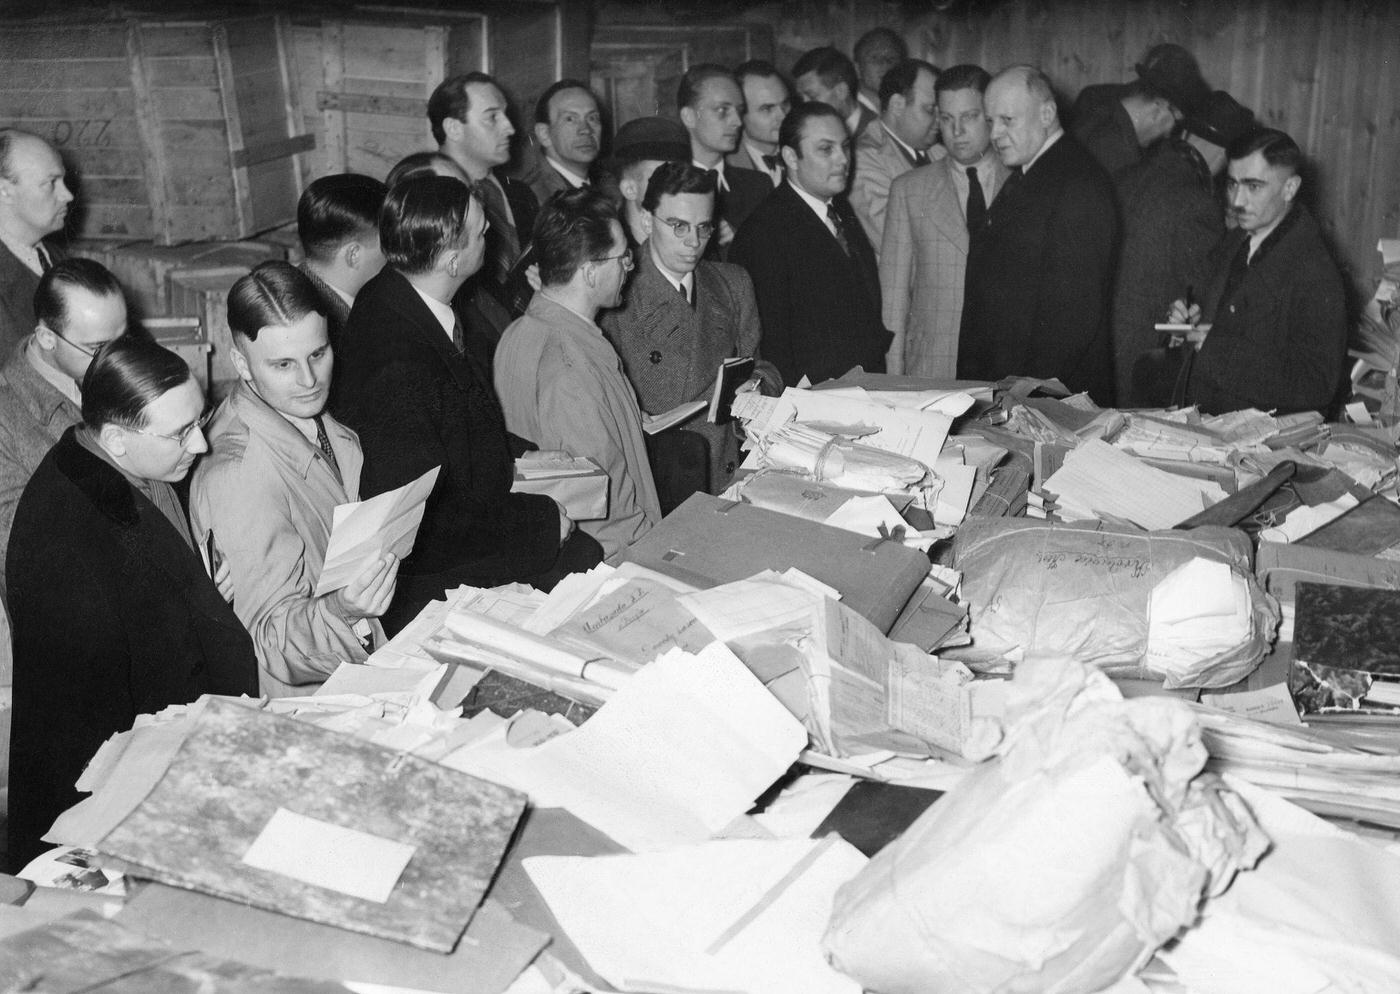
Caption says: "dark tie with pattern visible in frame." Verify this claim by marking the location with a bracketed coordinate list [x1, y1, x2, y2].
[36, 243, 52, 273]
[826, 203, 850, 256]
[314, 415, 342, 485]
[451, 317, 465, 354]
[677, 279, 690, 306]
[474, 178, 519, 281]
[965, 166, 987, 233]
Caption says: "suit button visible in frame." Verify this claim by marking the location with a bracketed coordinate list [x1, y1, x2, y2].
[649, 350, 662, 364]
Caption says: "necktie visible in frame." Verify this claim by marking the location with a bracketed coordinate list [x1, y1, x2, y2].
[914, 150, 930, 167]
[474, 177, 519, 281]
[451, 317, 465, 354]
[713, 168, 730, 193]
[677, 279, 690, 306]
[826, 203, 850, 256]
[36, 243, 51, 273]
[965, 166, 987, 233]
[314, 415, 342, 485]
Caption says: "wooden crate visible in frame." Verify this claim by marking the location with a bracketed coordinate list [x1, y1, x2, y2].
[0, 14, 313, 244]
[292, 3, 586, 182]
[168, 266, 249, 387]
[70, 239, 286, 322]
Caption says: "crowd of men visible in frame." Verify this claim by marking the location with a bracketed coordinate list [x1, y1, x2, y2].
[0, 32, 1350, 870]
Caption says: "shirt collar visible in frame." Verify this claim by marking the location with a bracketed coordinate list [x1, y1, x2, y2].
[882, 123, 921, 163]
[857, 91, 880, 115]
[1023, 128, 1064, 173]
[846, 108, 865, 139]
[536, 290, 603, 334]
[0, 228, 44, 277]
[788, 177, 832, 218]
[546, 156, 588, 188]
[410, 283, 458, 343]
[25, 335, 81, 408]
[647, 247, 694, 296]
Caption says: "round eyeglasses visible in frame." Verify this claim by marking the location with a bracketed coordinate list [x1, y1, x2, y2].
[655, 217, 716, 241]
[129, 408, 214, 447]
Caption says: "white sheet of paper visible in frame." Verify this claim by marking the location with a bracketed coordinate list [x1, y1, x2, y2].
[524, 838, 867, 994]
[443, 643, 807, 851]
[316, 465, 441, 595]
[1043, 439, 1224, 529]
[240, 808, 415, 903]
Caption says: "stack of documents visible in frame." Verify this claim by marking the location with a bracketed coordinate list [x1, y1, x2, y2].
[511, 452, 608, 520]
[1042, 438, 1226, 528]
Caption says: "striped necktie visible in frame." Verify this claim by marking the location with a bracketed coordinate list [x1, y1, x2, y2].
[314, 415, 342, 485]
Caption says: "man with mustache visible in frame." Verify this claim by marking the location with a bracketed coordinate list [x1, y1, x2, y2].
[1165, 128, 1347, 416]
[679, 64, 772, 255]
[527, 79, 603, 203]
[0, 129, 73, 362]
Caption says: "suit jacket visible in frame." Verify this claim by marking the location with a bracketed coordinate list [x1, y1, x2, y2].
[473, 171, 541, 340]
[727, 144, 781, 189]
[882, 156, 1009, 379]
[960, 133, 1120, 405]
[850, 119, 941, 255]
[0, 237, 66, 363]
[7, 427, 257, 870]
[334, 268, 560, 623]
[601, 248, 772, 492]
[716, 164, 773, 245]
[0, 338, 81, 605]
[1070, 84, 1141, 178]
[1111, 138, 1223, 404]
[730, 181, 890, 387]
[1187, 204, 1348, 416]
[525, 156, 588, 207]
[495, 294, 661, 559]
[299, 264, 354, 357]
[192, 381, 383, 698]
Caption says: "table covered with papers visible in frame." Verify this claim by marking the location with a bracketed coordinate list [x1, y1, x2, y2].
[10, 371, 1400, 994]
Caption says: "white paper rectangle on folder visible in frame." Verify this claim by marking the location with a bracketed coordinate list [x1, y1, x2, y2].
[241, 808, 415, 903]
[524, 838, 867, 994]
[316, 465, 441, 595]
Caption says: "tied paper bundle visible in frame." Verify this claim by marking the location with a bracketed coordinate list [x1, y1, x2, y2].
[756, 423, 929, 492]
[953, 519, 1279, 689]
[822, 656, 1268, 994]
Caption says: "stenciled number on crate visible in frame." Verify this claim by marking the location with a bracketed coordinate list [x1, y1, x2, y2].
[50, 119, 114, 149]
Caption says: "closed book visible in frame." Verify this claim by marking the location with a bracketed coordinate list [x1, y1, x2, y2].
[708, 356, 756, 425]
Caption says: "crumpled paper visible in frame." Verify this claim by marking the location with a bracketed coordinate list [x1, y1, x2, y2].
[822, 656, 1268, 994]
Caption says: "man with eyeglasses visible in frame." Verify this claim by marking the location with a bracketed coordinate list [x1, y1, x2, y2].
[496, 188, 661, 558]
[602, 162, 780, 496]
[7, 335, 256, 872]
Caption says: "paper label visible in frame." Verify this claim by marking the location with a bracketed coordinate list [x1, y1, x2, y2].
[886, 653, 971, 754]
[241, 808, 415, 903]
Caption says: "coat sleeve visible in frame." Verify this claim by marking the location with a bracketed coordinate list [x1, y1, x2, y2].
[1027, 172, 1118, 376]
[351, 356, 559, 578]
[191, 454, 365, 693]
[880, 177, 916, 374]
[849, 146, 893, 250]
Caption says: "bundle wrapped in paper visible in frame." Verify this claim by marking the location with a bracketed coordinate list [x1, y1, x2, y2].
[823, 656, 1268, 994]
[756, 423, 928, 492]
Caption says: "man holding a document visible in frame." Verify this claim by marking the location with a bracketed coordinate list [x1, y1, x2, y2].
[192, 262, 398, 697]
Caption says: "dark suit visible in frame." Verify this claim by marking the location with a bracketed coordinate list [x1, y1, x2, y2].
[0, 238, 65, 362]
[7, 428, 257, 871]
[1185, 204, 1347, 416]
[959, 133, 1120, 405]
[716, 164, 773, 239]
[1112, 138, 1223, 404]
[471, 171, 541, 343]
[298, 264, 353, 356]
[729, 180, 889, 386]
[602, 248, 775, 493]
[335, 268, 593, 631]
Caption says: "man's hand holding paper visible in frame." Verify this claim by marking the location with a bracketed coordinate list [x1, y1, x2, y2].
[315, 466, 441, 597]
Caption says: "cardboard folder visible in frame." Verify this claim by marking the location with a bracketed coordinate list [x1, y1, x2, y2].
[621, 494, 930, 635]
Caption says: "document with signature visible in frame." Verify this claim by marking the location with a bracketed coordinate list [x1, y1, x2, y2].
[316, 465, 440, 595]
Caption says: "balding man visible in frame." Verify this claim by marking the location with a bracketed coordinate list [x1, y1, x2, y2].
[0, 130, 73, 361]
[959, 65, 1119, 404]
[849, 58, 943, 254]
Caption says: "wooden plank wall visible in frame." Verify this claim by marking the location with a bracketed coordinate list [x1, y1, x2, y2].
[784, 0, 1400, 290]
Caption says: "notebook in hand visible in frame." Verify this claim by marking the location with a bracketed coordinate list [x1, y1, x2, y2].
[708, 356, 756, 425]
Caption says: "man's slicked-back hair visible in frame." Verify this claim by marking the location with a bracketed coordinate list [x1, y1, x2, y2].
[227, 261, 326, 343]
[380, 175, 474, 276]
[81, 335, 191, 431]
[791, 46, 858, 97]
[935, 63, 992, 99]
[534, 187, 621, 288]
[854, 27, 907, 63]
[0, 127, 46, 181]
[735, 59, 785, 91]
[34, 257, 122, 337]
[535, 78, 598, 125]
[778, 101, 844, 154]
[878, 58, 939, 110]
[297, 173, 388, 264]
[641, 161, 717, 214]
[1227, 127, 1301, 173]
[427, 71, 499, 145]
[677, 64, 737, 112]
